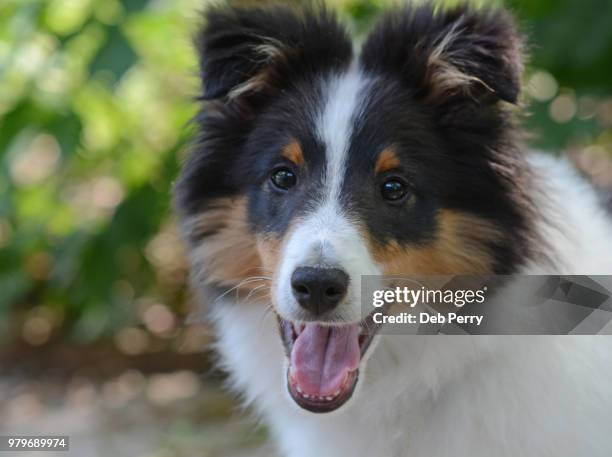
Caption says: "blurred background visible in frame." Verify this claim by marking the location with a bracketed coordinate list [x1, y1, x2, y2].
[1, 0, 612, 455]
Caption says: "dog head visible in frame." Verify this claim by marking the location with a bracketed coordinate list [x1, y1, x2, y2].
[176, 3, 534, 413]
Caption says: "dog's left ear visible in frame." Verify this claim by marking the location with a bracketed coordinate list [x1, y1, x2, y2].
[361, 5, 524, 105]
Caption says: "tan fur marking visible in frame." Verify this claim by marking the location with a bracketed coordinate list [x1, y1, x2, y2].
[369, 209, 503, 275]
[427, 57, 495, 100]
[188, 198, 265, 294]
[375, 147, 401, 174]
[281, 139, 305, 166]
[256, 236, 282, 278]
[228, 73, 269, 100]
[228, 37, 288, 100]
[425, 27, 495, 100]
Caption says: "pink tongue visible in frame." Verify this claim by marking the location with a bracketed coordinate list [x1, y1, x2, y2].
[290, 324, 360, 396]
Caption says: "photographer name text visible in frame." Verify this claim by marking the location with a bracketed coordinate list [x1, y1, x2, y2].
[372, 311, 483, 326]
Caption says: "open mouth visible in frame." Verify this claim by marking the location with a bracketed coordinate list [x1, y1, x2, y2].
[278, 311, 382, 413]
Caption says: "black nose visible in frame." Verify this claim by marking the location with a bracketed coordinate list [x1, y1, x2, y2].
[291, 267, 349, 316]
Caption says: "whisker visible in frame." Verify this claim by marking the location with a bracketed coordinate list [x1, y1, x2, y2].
[213, 276, 270, 304]
[245, 284, 269, 302]
[258, 304, 277, 334]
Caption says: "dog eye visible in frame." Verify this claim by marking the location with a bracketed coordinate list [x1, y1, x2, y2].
[381, 179, 409, 202]
[270, 168, 297, 190]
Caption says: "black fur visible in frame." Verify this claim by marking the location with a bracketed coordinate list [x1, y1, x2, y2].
[360, 4, 523, 105]
[175, 5, 352, 218]
[196, 4, 352, 109]
[176, 3, 539, 275]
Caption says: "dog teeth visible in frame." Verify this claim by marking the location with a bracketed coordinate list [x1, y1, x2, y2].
[294, 387, 340, 402]
[294, 380, 344, 402]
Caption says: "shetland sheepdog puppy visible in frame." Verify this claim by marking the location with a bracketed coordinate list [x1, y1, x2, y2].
[175, 3, 612, 456]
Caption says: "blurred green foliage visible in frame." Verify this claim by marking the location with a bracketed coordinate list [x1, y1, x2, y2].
[1, 0, 611, 347]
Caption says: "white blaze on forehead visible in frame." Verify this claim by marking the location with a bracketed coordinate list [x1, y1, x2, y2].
[273, 67, 380, 323]
[317, 67, 370, 203]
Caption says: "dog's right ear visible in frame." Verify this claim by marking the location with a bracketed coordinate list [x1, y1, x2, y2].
[196, 5, 352, 106]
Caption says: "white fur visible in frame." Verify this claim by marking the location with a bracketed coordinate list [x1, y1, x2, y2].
[524, 153, 612, 274]
[276, 69, 380, 323]
[206, 151, 612, 457]
[316, 67, 368, 201]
